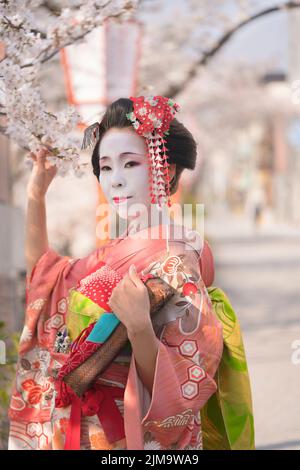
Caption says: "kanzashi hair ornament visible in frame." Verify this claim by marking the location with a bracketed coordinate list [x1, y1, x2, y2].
[81, 122, 100, 151]
[126, 95, 180, 210]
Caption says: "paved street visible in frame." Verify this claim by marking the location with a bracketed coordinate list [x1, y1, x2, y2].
[206, 211, 300, 450]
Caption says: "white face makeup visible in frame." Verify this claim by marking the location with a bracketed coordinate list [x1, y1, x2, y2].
[98, 127, 151, 221]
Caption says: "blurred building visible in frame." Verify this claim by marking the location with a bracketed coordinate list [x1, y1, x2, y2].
[0, 40, 26, 333]
[288, 9, 300, 224]
[0, 134, 26, 332]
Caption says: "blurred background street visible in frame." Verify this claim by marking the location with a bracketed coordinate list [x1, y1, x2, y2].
[206, 208, 300, 450]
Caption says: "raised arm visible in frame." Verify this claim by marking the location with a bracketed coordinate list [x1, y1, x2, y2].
[25, 146, 57, 279]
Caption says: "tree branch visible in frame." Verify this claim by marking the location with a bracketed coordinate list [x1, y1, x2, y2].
[40, 0, 62, 17]
[0, 0, 131, 68]
[164, 0, 300, 99]
[21, 2, 129, 69]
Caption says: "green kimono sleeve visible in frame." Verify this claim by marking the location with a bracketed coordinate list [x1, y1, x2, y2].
[200, 287, 255, 450]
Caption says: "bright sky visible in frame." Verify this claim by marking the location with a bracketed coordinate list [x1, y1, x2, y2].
[141, 0, 295, 72]
[220, 7, 289, 71]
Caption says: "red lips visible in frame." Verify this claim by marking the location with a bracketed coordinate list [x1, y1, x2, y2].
[113, 196, 132, 203]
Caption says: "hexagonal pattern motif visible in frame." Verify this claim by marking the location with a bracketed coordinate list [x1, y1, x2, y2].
[51, 314, 64, 329]
[57, 298, 67, 314]
[179, 340, 197, 357]
[26, 422, 43, 438]
[188, 365, 206, 383]
[181, 380, 199, 400]
[43, 313, 64, 333]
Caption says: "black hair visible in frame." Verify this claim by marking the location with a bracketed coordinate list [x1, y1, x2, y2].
[91, 97, 197, 195]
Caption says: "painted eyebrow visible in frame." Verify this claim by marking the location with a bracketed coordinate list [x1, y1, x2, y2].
[99, 152, 143, 161]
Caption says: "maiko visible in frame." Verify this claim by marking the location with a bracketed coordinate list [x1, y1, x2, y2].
[100, 455, 136, 467]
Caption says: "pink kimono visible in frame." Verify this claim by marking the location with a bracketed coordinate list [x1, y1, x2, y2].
[8, 225, 223, 450]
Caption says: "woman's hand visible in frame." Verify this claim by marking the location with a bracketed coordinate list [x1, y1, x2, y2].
[108, 264, 152, 336]
[27, 145, 58, 200]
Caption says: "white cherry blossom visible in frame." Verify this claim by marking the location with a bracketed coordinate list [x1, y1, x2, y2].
[0, 0, 138, 177]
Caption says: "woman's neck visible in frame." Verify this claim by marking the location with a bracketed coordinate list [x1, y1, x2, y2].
[126, 205, 174, 237]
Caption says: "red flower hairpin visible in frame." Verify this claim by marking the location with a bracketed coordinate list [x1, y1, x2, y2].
[126, 95, 180, 208]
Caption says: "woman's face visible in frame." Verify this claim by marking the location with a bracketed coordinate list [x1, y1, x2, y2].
[98, 127, 175, 222]
[98, 127, 151, 219]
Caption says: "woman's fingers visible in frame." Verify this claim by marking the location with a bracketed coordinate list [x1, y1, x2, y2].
[141, 261, 158, 276]
[36, 146, 52, 169]
[128, 264, 145, 289]
[29, 152, 37, 163]
[28, 146, 57, 175]
[120, 274, 134, 289]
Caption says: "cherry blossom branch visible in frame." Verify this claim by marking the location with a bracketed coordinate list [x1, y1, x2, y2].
[0, 0, 138, 177]
[22, 8, 130, 69]
[166, 0, 300, 99]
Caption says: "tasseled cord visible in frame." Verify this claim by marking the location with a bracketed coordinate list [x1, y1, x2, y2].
[146, 133, 171, 257]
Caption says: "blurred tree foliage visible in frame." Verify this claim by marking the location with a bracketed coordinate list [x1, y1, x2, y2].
[0, 322, 20, 449]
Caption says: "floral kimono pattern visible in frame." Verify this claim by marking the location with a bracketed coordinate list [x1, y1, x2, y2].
[8, 225, 224, 450]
